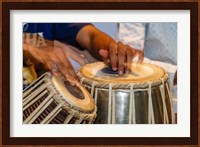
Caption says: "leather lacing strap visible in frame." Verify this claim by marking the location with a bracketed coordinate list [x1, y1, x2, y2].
[160, 78, 169, 124]
[108, 83, 113, 124]
[129, 83, 135, 124]
[78, 72, 169, 89]
[148, 81, 155, 124]
[91, 81, 97, 97]
[166, 82, 174, 123]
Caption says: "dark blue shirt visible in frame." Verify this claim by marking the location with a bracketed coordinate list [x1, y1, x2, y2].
[23, 23, 90, 50]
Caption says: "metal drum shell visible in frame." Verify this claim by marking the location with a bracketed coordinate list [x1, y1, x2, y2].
[78, 62, 173, 124]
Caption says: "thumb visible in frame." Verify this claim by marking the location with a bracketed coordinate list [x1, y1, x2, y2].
[99, 49, 109, 59]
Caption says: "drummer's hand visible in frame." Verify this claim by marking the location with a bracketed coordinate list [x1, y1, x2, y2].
[99, 42, 144, 75]
[54, 40, 91, 66]
[75, 25, 143, 75]
[23, 38, 79, 82]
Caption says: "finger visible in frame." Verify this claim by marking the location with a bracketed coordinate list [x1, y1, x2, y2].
[108, 42, 118, 71]
[46, 61, 59, 77]
[173, 71, 177, 86]
[65, 74, 76, 86]
[104, 58, 110, 66]
[62, 56, 79, 81]
[55, 49, 79, 82]
[80, 54, 90, 64]
[99, 49, 111, 65]
[126, 47, 134, 74]
[132, 49, 138, 58]
[137, 51, 144, 64]
[99, 49, 109, 59]
[48, 60, 76, 86]
[64, 60, 78, 81]
[70, 53, 87, 66]
[55, 60, 69, 75]
[117, 42, 125, 75]
[56, 52, 76, 75]
[64, 59, 79, 80]
[55, 60, 77, 86]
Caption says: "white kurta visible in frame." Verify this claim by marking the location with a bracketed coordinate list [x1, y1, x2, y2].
[118, 23, 177, 65]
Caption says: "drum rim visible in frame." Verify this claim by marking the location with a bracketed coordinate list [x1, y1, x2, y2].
[78, 62, 169, 89]
[23, 72, 97, 124]
[47, 72, 96, 113]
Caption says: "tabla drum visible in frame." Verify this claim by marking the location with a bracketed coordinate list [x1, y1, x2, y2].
[23, 72, 97, 124]
[78, 62, 173, 124]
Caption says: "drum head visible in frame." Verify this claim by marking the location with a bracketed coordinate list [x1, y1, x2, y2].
[78, 62, 165, 83]
[51, 74, 95, 112]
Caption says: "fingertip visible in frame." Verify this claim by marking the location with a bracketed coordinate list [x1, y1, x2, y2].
[125, 70, 130, 74]
[65, 75, 76, 86]
[125, 66, 132, 74]
[99, 49, 103, 54]
[119, 71, 123, 76]
[71, 82, 76, 86]
[112, 67, 117, 71]
[52, 70, 58, 77]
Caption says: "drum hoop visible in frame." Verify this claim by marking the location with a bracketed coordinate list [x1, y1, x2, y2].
[78, 64, 169, 89]
[23, 72, 97, 123]
[78, 73, 169, 89]
[45, 72, 96, 113]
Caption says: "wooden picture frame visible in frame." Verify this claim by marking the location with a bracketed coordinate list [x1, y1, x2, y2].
[1, 1, 198, 146]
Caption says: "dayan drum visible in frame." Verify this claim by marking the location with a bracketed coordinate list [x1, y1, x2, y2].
[78, 62, 173, 124]
[23, 72, 97, 124]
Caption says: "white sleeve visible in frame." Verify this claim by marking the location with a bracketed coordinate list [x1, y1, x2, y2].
[118, 23, 146, 51]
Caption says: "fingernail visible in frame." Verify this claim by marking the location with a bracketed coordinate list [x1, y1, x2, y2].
[70, 82, 75, 86]
[119, 71, 123, 75]
[112, 67, 117, 71]
[68, 78, 76, 86]
[53, 72, 58, 77]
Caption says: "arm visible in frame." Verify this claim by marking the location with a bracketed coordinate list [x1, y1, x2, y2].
[23, 33, 78, 83]
[23, 23, 93, 82]
[76, 25, 144, 75]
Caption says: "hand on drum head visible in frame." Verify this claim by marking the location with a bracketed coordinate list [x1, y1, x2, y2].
[99, 42, 144, 75]
[23, 37, 79, 83]
[54, 40, 96, 66]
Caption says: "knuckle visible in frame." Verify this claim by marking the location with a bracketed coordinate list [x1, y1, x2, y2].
[109, 41, 116, 47]
[117, 41, 124, 46]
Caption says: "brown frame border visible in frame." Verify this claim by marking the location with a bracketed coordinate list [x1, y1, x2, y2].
[2, 2, 198, 145]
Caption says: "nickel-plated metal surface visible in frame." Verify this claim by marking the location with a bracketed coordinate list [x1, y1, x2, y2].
[79, 62, 172, 124]
[90, 84, 172, 124]
[114, 91, 130, 124]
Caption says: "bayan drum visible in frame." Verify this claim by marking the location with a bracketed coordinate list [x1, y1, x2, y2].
[23, 72, 97, 124]
[78, 62, 173, 124]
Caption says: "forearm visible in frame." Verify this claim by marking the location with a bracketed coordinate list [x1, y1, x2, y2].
[76, 25, 114, 60]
